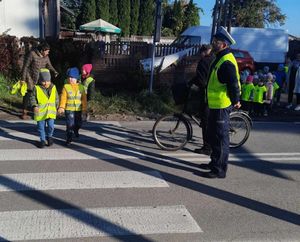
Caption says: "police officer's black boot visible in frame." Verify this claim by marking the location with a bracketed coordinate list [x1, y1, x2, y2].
[194, 144, 212, 156]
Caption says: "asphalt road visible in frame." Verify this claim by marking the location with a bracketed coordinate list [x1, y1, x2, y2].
[0, 119, 299, 242]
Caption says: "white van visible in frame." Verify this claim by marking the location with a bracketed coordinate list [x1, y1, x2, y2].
[177, 26, 289, 63]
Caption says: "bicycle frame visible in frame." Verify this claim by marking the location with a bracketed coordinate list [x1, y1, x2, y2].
[175, 89, 203, 141]
[176, 85, 252, 143]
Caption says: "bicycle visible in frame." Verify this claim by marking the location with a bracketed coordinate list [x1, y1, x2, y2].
[152, 85, 252, 151]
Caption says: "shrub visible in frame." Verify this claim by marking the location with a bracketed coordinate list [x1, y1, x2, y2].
[0, 36, 21, 79]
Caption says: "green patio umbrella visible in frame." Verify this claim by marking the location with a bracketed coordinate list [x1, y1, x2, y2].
[79, 19, 121, 34]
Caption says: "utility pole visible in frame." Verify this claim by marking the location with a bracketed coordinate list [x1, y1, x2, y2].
[211, 0, 233, 42]
[211, 0, 223, 42]
[149, 0, 162, 94]
[227, 0, 233, 33]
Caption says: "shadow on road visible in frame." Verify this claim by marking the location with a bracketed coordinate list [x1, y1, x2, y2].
[0, 119, 299, 241]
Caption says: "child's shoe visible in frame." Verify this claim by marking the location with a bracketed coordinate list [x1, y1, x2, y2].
[66, 134, 72, 146]
[47, 137, 54, 146]
[38, 140, 46, 148]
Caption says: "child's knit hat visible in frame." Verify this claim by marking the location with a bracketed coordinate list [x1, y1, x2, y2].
[38, 68, 51, 82]
[82, 64, 93, 75]
[67, 67, 80, 79]
[246, 75, 253, 83]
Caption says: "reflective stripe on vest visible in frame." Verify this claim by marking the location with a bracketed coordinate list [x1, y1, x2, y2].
[207, 52, 240, 109]
[34, 85, 57, 121]
[64, 84, 85, 111]
[83, 76, 94, 94]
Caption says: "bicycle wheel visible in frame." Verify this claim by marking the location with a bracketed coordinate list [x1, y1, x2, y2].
[229, 112, 251, 148]
[235, 110, 253, 127]
[153, 114, 191, 151]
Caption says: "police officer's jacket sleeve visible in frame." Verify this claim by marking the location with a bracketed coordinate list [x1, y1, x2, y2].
[217, 61, 240, 105]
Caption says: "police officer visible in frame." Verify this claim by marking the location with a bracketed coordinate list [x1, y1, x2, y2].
[199, 26, 241, 178]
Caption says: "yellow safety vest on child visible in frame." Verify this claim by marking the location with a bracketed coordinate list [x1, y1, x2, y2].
[83, 76, 94, 94]
[34, 85, 57, 121]
[64, 84, 85, 111]
[253, 85, 267, 104]
[241, 83, 255, 101]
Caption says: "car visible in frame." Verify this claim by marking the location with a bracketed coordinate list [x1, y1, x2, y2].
[171, 39, 256, 74]
[231, 49, 255, 74]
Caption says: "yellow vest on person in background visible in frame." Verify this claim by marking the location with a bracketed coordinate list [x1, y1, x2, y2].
[241, 83, 255, 101]
[253, 85, 267, 104]
[273, 82, 280, 97]
[83, 76, 94, 94]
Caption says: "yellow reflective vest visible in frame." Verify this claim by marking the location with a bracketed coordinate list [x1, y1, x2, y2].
[207, 53, 240, 109]
[83, 76, 94, 94]
[34, 85, 57, 121]
[273, 82, 280, 97]
[253, 85, 267, 104]
[11, 81, 27, 96]
[64, 84, 85, 111]
[241, 83, 255, 101]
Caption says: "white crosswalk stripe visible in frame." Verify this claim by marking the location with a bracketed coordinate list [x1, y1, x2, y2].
[162, 152, 300, 157]
[0, 120, 203, 240]
[0, 206, 202, 241]
[0, 147, 146, 161]
[161, 152, 300, 162]
[0, 171, 169, 191]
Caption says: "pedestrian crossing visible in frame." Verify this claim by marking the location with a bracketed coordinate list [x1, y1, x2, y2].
[0, 120, 299, 241]
[0, 120, 203, 241]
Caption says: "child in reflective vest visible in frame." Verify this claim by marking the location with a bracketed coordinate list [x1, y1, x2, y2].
[253, 77, 267, 116]
[30, 68, 59, 148]
[81, 64, 95, 101]
[58, 67, 87, 145]
[81, 64, 95, 120]
[241, 75, 255, 112]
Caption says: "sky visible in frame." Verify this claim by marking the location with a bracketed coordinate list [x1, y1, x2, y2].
[194, 0, 300, 37]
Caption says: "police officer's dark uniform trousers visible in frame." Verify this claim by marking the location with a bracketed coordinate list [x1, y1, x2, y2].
[206, 48, 240, 178]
